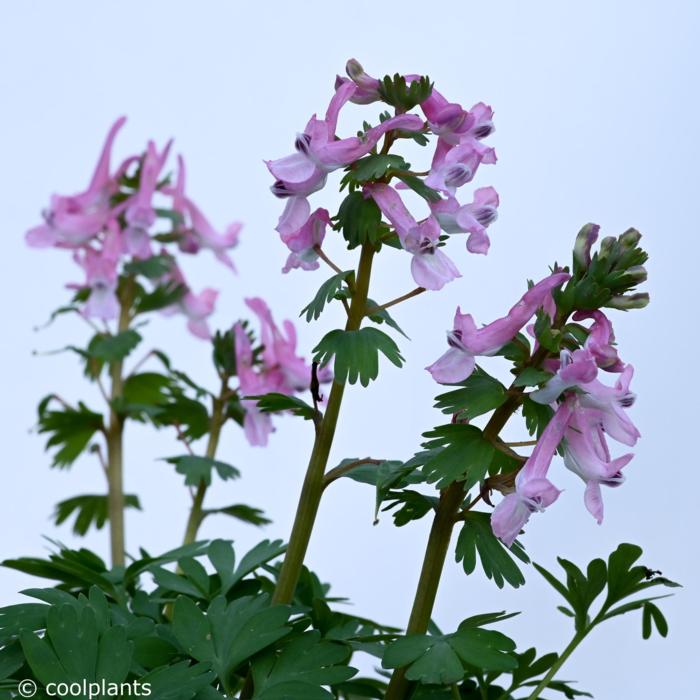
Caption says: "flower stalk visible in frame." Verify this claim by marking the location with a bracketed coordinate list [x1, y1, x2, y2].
[272, 242, 375, 605]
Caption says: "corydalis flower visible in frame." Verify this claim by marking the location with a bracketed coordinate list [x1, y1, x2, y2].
[491, 401, 573, 547]
[563, 408, 633, 524]
[275, 197, 331, 273]
[430, 187, 499, 254]
[367, 183, 461, 291]
[26, 117, 126, 248]
[427, 272, 570, 384]
[71, 235, 121, 321]
[425, 140, 496, 196]
[266, 81, 424, 198]
[168, 156, 242, 270]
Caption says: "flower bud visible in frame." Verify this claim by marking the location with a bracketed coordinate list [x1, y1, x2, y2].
[607, 293, 650, 310]
[623, 265, 648, 284]
[619, 227, 642, 249]
[573, 223, 600, 273]
[345, 59, 381, 104]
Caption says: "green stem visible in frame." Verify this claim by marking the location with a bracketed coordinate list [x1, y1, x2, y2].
[105, 279, 134, 568]
[386, 350, 550, 700]
[271, 243, 375, 606]
[526, 629, 588, 700]
[451, 683, 462, 700]
[182, 380, 228, 546]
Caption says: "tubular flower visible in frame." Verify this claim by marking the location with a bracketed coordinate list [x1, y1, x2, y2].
[275, 197, 331, 273]
[563, 408, 633, 524]
[491, 400, 574, 547]
[427, 272, 571, 384]
[26, 117, 126, 248]
[367, 183, 461, 290]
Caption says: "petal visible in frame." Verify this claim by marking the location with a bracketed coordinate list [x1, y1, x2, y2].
[276, 197, 311, 237]
[266, 152, 318, 183]
[410, 248, 461, 290]
[491, 493, 531, 548]
[426, 347, 476, 384]
[584, 481, 604, 524]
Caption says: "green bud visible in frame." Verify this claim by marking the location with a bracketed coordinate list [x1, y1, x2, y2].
[619, 227, 642, 249]
[607, 293, 650, 310]
[573, 223, 599, 274]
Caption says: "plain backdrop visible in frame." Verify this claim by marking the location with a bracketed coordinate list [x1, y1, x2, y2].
[1, 1, 697, 697]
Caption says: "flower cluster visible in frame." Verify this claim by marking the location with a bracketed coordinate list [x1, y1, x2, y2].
[27, 117, 241, 337]
[267, 60, 499, 288]
[233, 298, 331, 446]
[428, 223, 647, 546]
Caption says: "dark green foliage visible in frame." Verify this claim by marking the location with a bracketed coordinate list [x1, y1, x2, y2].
[124, 254, 174, 279]
[88, 329, 142, 363]
[313, 327, 404, 386]
[378, 74, 433, 112]
[36, 400, 104, 468]
[301, 271, 353, 322]
[250, 393, 318, 421]
[420, 424, 495, 490]
[53, 494, 141, 536]
[334, 192, 384, 250]
[433, 368, 507, 420]
[394, 173, 442, 203]
[207, 505, 271, 527]
[455, 513, 530, 589]
[164, 456, 240, 487]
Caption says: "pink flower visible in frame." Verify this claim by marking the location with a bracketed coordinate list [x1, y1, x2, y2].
[430, 187, 499, 254]
[530, 348, 599, 405]
[233, 322, 275, 447]
[421, 89, 495, 146]
[425, 139, 496, 196]
[73, 247, 120, 322]
[168, 156, 242, 270]
[427, 272, 571, 384]
[275, 197, 331, 273]
[123, 140, 172, 259]
[491, 401, 574, 547]
[573, 310, 625, 372]
[245, 297, 330, 393]
[563, 408, 633, 524]
[26, 117, 126, 248]
[366, 183, 461, 291]
[266, 81, 424, 198]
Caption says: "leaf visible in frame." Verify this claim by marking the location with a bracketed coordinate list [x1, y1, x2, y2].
[37, 403, 104, 468]
[347, 154, 410, 183]
[250, 393, 317, 421]
[433, 368, 507, 419]
[420, 424, 495, 490]
[365, 298, 409, 339]
[393, 173, 442, 203]
[642, 602, 668, 639]
[513, 367, 553, 388]
[164, 455, 240, 487]
[124, 254, 174, 279]
[378, 73, 433, 112]
[135, 281, 187, 314]
[54, 494, 141, 536]
[334, 192, 384, 250]
[456, 513, 529, 589]
[521, 397, 554, 438]
[209, 504, 271, 527]
[140, 661, 217, 700]
[251, 631, 355, 699]
[121, 372, 172, 410]
[301, 271, 353, 322]
[87, 329, 142, 363]
[172, 595, 291, 684]
[382, 627, 516, 685]
[313, 327, 404, 386]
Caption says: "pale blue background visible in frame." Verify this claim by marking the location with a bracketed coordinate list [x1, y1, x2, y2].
[1, 1, 697, 697]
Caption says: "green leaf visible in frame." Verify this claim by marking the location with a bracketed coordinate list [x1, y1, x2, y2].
[456, 513, 529, 589]
[54, 494, 141, 536]
[250, 393, 318, 421]
[313, 327, 404, 386]
[172, 595, 291, 685]
[521, 396, 554, 438]
[139, 661, 216, 700]
[87, 329, 142, 363]
[251, 631, 355, 699]
[301, 271, 353, 322]
[334, 192, 384, 250]
[164, 455, 240, 487]
[37, 402, 104, 468]
[513, 367, 553, 388]
[209, 504, 271, 527]
[393, 173, 442, 203]
[135, 281, 187, 314]
[420, 424, 495, 490]
[377, 73, 433, 112]
[347, 154, 410, 183]
[382, 627, 516, 685]
[642, 602, 668, 639]
[117, 372, 173, 417]
[433, 368, 507, 419]
[124, 254, 174, 279]
[365, 299, 409, 339]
